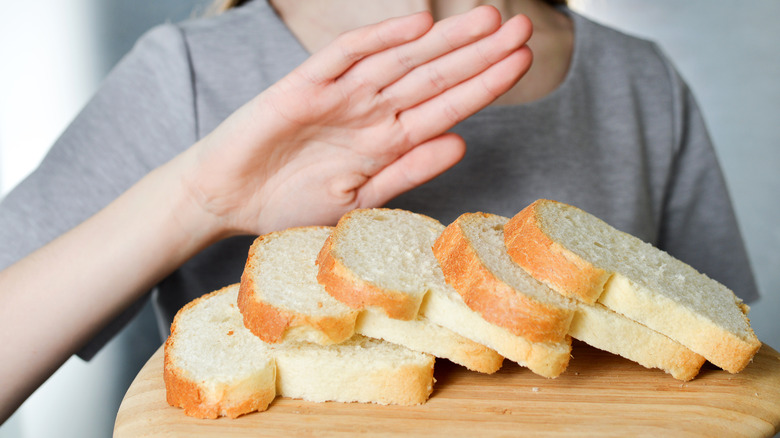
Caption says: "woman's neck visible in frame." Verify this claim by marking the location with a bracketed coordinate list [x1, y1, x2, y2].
[269, 0, 573, 105]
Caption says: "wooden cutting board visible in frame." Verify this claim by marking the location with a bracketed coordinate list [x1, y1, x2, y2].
[114, 341, 780, 437]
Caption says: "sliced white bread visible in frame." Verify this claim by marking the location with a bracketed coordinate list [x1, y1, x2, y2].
[504, 199, 761, 373]
[420, 283, 572, 378]
[273, 330, 435, 405]
[164, 284, 435, 419]
[318, 208, 571, 378]
[570, 303, 706, 381]
[238, 227, 503, 373]
[355, 307, 504, 375]
[164, 285, 277, 418]
[432, 212, 575, 343]
[240, 223, 501, 373]
[317, 209, 444, 320]
[434, 212, 704, 380]
[238, 226, 358, 345]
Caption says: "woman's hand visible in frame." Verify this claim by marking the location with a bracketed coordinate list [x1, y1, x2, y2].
[182, 5, 533, 236]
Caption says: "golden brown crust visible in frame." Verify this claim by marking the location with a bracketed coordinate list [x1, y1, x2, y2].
[692, 328, 761, 374]
[668, 349, 707, 381]
[504, 200, 611, 304]
[316, 217, 420, 320]
[448, 340, 504, 375]
[238, 229, 358, 344]
[389, 360, 436, 405]
[432, 213, 572, 343]
[237, 278, 293, 343]
[164, 355, 275, 418]
[238, 234, 292, 342]
[163, 286, 275, 419]
[164, 338, 219, 419]
[713, 300, 761, 373]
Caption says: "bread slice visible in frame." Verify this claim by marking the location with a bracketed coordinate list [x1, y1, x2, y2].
[318, 208, 572, 378]
[238, 226, 358, 345]
[434, 212, 704, 380]
[570, 303, 706, 381]
[504, 199, 761, 373]
[432, 212, 575, 343]
[164, 284, 435, 418]
[420, 284, 572, 378]
[273, 330, 435, 405]
[355, 307, 504, 375]
[164, 285, 276, 418]
[317, 209, 444, 320]
[236, 223, 500, 373]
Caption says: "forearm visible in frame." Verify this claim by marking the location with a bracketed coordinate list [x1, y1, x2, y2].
[0, 149, 221, 423]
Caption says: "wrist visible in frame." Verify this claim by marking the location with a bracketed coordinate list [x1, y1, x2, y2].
[162, 147, 234, 257]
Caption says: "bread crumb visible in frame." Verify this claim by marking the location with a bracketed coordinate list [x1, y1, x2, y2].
[532, 387, 539, 392]
[317, 302, 323, 308]
[227, 330, 234, 336]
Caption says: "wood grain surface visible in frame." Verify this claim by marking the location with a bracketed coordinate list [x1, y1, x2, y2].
[114, 341, 780, 437]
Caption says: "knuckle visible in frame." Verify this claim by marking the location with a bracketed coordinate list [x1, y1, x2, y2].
[426, 65, 450, 92]
[337, 39, 362, 64]
[442, 98, 464, 124]
[395, 48, 416, 71]
[480, 76, 503, 101]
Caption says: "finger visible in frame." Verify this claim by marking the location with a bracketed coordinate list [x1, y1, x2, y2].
[381, 13, 533, 111]
[357, 133, 466, 207]
[295, 11, 434, 84]
[339, 5, 502, 92]
[398, 46, 533, 146]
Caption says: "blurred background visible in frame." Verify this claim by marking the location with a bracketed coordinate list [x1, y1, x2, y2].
[0, 0, 778, 436]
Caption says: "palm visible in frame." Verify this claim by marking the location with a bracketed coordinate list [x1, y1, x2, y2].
[188, 7, 532, 236]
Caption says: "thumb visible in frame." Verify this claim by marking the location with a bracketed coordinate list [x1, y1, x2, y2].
[357, 133, 466, 207]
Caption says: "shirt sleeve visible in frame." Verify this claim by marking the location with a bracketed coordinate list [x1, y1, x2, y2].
[657, 62, 759, 303]
[0, 23, 198, 359]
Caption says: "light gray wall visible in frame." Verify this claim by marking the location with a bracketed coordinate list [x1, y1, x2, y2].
[0, 1, 777, 437]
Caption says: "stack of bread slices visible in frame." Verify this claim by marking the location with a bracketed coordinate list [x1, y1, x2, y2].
[163, 199, 761, 419]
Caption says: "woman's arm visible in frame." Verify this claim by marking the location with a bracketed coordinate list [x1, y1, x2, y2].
[0, 6, 532, 422]
[0, 155, 216, 422]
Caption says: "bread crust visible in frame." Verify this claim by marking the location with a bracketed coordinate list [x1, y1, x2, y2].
[163, 286, 276, 419]
[316, 224, 420, 320]
[238, 229, 358, 344]
[504, 200, 610, 304]
[433, 213, 573, 343]
[697, 330, 760, 373]
[237, 277, 293, 343]
[381, 362, 436, 405]
[524, 336, 572, 378]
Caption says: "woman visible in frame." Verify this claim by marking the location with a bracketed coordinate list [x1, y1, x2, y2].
[0, 0, 757, 423]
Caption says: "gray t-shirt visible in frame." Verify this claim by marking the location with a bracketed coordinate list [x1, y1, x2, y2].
[0, 0, 759, 359]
